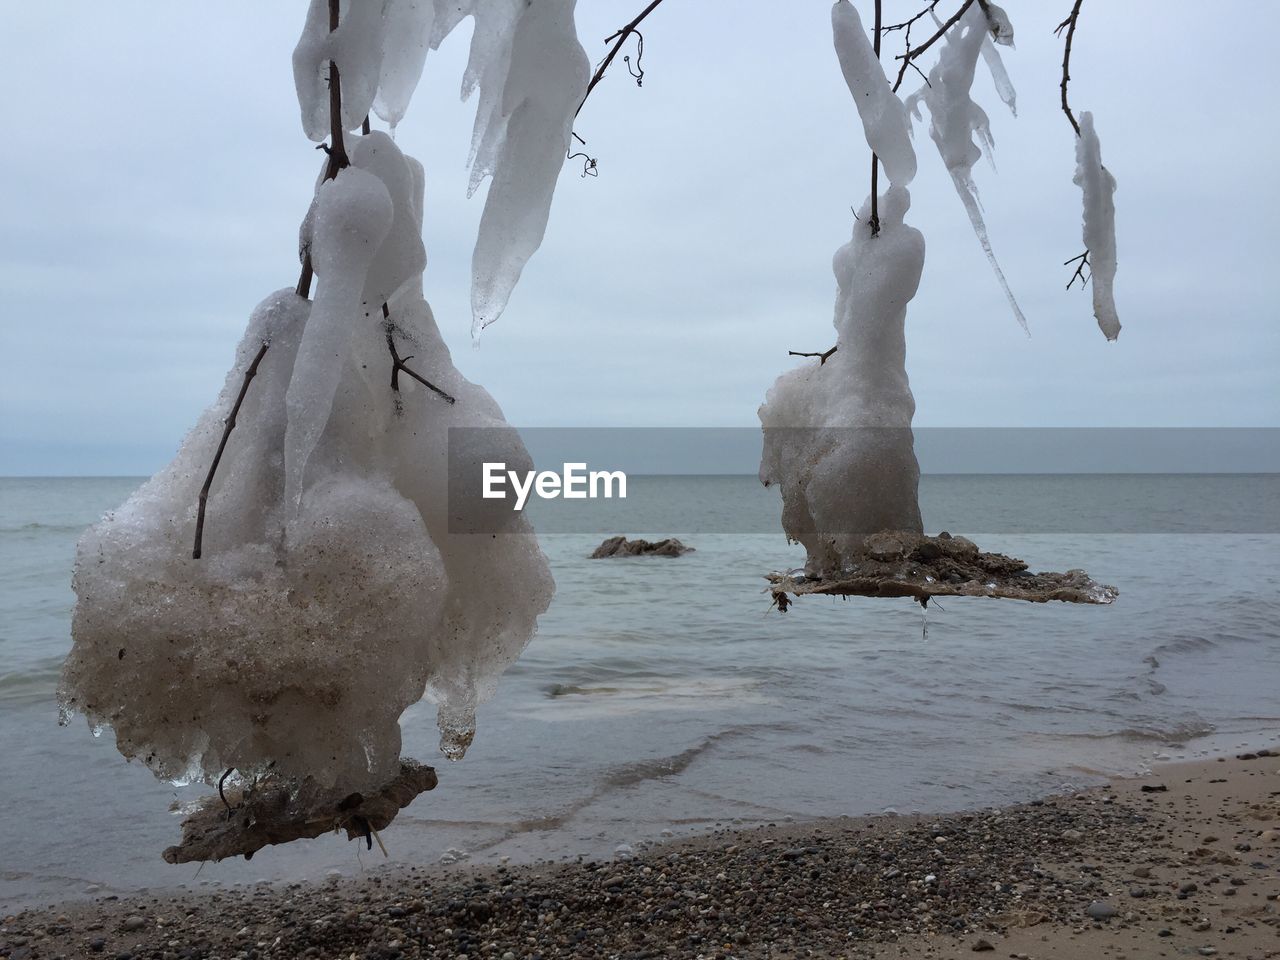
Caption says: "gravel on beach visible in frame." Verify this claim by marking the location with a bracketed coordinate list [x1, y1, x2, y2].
[3, 753, 1277, 959]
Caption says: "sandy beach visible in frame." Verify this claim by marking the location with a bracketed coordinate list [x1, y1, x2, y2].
[4, 746, 1276, 960]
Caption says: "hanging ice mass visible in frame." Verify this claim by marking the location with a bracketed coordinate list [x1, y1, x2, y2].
[762, 0, 1120, 610]
[58, 0, 586, 862]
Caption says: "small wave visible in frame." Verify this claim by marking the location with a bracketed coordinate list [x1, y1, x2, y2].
[1055, 719, 1216, 744]
[0, 659, 63, 706]
[1150, 635, 1216, 659]
[0, 522, 87, 535]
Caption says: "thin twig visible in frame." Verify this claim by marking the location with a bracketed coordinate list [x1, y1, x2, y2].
[576, 0, 668, 117]
[382, 303, 456, 404]
[883, 0, 943, 34]
[296, 0, 349, 298]
[869, 0, 883, 237]
[193, 343, 270, 559]
[323, 0, 350, 179]
[1064, 250, 1090, 290]
[892, 0, 975, 93]
[1055, 0, 1085, 136]
[789, 346, 838, 365]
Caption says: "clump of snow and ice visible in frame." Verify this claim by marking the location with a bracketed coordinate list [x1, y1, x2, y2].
[60, 0, 569, 797]
[759, 3, 925, 576]
[907, 4, 1026, 332]
[1073, 111, 1121, 340]
[300, 0, 588, 336]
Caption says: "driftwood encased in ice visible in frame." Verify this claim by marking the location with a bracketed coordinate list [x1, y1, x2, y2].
[768, 532, 1117, 608]
[163, 760, 437, 865]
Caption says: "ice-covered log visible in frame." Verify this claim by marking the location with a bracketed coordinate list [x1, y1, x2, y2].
[831, 0, 916, 186]
[767, 532, 1118, 607]
[163, 760, 438, 864]
[1074, 111, 1121, 341]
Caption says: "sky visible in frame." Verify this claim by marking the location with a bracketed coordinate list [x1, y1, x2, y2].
[1, 1, 1277, 475]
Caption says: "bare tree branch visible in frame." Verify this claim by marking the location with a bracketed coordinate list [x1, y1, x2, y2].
[1055, 0, 1085, 136]
[892, 0, 976, 93]
[382, 303, 456, 404]
[193, 342, 270, 559]
[576, 0, 669, 118]
[789, 346, 838, 365]
[1064, 250, 1090, 290]
[869, 0, 883, 237]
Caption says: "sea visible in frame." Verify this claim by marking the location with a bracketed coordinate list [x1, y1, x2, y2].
[1, 474, 1278, 909]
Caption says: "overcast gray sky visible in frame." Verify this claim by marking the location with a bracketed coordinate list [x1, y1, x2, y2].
[2, 1, 1277, 475]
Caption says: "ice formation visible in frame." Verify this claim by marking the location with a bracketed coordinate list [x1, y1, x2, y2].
[301, 0, 588, 335]
[469, 0, 589, 335]
[1073, 111, 1121, 340]
[759, 4, 925, 576]
[831, 0, 916, 187]
[908, 5, 1027, 332]
[59, 0, 569, 797]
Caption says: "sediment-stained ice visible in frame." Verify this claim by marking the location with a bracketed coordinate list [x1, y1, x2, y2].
[830, 0, 916, 187]
[759, 8, 925, 576]
[1074, 111, 1121, 341]
[909, 4, 1027, 332]
[60, 5, 557, 795]
[759, 187, 925, 575]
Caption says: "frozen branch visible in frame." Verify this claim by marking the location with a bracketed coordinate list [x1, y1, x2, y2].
[891, 0, 976, 93]
[383, 303, 456, 404]
[869, 0, 883, 237]
[193, 342, 270, 559]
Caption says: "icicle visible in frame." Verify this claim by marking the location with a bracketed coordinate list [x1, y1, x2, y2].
[909, 5, 1027, 333]
[1074, 111, 1121, 340]
[830, 0, 916, 187]
[980, 40, 1016, 117]
[469, 0, 588, 335]
[373, 0, 438, 128]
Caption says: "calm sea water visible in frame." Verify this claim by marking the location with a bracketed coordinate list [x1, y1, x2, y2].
[1, 475, 1278, 909]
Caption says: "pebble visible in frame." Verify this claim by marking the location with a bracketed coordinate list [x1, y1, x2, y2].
[971, 938, 995, 952]
[1085, 901, 1118, 921]
[121, 917, 145, 932]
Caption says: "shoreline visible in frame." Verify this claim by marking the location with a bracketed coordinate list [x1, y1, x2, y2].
[4, 744, 1276, 959]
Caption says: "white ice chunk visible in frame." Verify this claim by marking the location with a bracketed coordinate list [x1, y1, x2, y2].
[284, 167, 394, 510]
[470, 0, 588, 335]
[830, 0, 916, 187]
[910, 4, 1026, 332]
[352, 131, 427, 312]
[373, 0, 437, 130]
[293, 0, 386, 142]
[983, 2, 1015, 45]
[1074, 111, 1121, 341]
[759, 187, 925, 574]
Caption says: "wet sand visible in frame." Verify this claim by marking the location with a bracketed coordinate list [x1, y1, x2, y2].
[3, 748, 1277, 959]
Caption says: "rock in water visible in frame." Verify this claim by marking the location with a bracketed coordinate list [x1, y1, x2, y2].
[590, 536, 695, 559]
